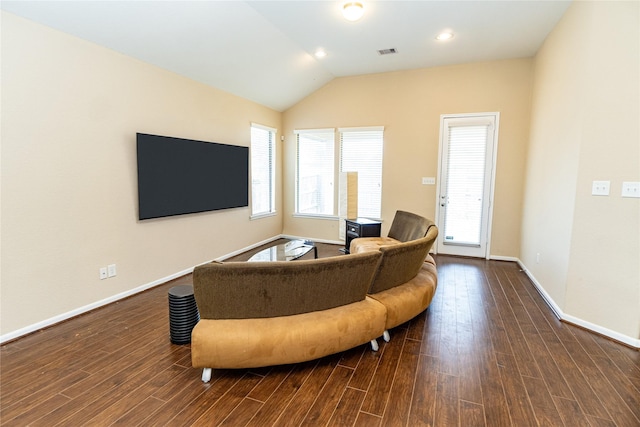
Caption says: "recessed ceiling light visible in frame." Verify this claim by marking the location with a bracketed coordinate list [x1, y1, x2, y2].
[436, 32, 454, 41]
[315, 49, 327, 58]
[343, 2, 364, 21]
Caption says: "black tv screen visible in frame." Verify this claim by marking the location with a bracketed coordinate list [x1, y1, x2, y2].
[136, 133, 249, 220]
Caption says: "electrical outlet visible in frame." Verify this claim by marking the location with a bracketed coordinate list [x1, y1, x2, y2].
[591, 180, 610, 196]
[99, 267, 108, 280]
[107, 264, 117, 278]
[621, 182, 640, 198]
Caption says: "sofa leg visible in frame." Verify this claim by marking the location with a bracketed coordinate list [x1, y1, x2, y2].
[382, 330, 390, 342]
[202, 368, 212, 383]
[370, 339, 379, 351]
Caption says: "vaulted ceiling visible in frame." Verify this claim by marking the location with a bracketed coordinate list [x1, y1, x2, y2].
[2, 1, 571, 111]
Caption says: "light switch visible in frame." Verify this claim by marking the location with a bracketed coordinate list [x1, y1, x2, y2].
[422, 177, 436, 185]
[591, 181, 610, 196]
[621, 182, 640, 198]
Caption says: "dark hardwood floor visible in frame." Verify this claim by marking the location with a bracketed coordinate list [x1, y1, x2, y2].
[1, 242, 639, 426]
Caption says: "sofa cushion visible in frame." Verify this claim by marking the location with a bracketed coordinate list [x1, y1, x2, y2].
[367, 226, 438, 294]
[191, 297, 387, 369]
[350, 236, 401, 254]
[193, 250, 382, 319]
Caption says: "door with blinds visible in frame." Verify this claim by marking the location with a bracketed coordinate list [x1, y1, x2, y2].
[436, 113, 499, 258]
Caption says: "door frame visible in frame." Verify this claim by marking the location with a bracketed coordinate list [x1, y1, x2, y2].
[434, 112, 500, 259]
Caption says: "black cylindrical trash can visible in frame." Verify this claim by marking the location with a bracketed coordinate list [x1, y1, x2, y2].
[168, 284, 199, 344]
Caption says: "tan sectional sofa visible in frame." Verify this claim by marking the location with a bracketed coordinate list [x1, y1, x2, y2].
[191, 251, 387, 382]
[191, 213, 438, 382]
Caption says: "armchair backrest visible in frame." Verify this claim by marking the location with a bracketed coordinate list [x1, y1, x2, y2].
[387, 210, 435, 242]
[368, 225, 438, 294]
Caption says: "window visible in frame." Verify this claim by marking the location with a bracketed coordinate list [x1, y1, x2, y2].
[340, 127, 384, 218]
[443, 123, 488, 244]
[294, 129, 335, 216]
[250, 123, 276, 217]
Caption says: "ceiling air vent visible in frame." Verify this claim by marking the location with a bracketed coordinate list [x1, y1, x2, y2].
[377, 48, 397, 55]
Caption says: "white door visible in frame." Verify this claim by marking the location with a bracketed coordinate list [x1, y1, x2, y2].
[436, 113, 499, 258]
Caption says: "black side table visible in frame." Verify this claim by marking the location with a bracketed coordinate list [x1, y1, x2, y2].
[168, 284, 200, 344]
[344, 218, 382, 253]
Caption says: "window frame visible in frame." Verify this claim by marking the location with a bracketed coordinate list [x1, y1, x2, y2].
[294, 126, 384, 220]
[339, 126, 384, 220]
[293, 128, 336, 218]
[250, 123, 277, 219]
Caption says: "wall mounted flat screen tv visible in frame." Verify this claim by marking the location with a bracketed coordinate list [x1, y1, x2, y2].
[136, 133, 249, 220]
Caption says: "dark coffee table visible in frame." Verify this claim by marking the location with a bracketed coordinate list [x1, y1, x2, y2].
[248, 239, 317, 262]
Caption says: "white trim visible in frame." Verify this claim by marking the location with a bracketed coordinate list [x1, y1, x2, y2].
[434, 120, 445, 254]
[435, 112, 500, 260]
[250, 211, 277, 220]
[562, 313, 640, 349]
[484, 113, 500, 260]
[215, 235, 282, 261]
[489, 255, 519, 262]
[337, 126, 385, 132]
[250, 124, 277, 217]
[281, 234, 343, 245]
[517, 259, 564, 319]
[517, 258, 639, 349]
[292, 213, 340, 221]
[0, 265, 195, 344]
[250, 122, 277, 134]
[2, 234, 349, 343]
[5, 247, 637, 350]
[443, 116, 494, 127]
[0, 235, 281, 344]
[293, 128, 334, 134]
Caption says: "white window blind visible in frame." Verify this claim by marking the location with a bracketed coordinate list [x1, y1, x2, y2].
[250, 123, 276, 216]
[339, 127, 384, 218]
[443, 124, 488, 245]
[295, 129, 335, 216]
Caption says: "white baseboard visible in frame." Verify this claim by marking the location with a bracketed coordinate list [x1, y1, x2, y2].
[282, 234, 344, 246]
[215, 235, 282, 261]
[5, 245, 637, 349]
[0, 265, 195, 344]
[216, 235, 344, 261]
[1, 235, 287, 344]
[517, 259, 564, 319]
[489, 255, 520, 262]
[517, 259, 639, 349]
[562, 313, 640, 348]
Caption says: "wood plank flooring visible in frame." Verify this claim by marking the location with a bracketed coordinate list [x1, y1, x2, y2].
[1, 245, 639, 426]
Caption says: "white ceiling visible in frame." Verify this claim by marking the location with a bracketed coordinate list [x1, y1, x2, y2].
[2, 1, 571, 111]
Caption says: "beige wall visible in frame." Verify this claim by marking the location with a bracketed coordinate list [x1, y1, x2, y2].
[282, 59, 533, 257]
[523, 1, 639, 341]
[3, 2, 637, 346]
[1, 12, 282, 337]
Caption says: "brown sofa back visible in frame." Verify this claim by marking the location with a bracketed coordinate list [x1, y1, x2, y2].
[388, 211, 435, 242]
[193, 251, 382, 319]
[367, 225, 438, 294]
